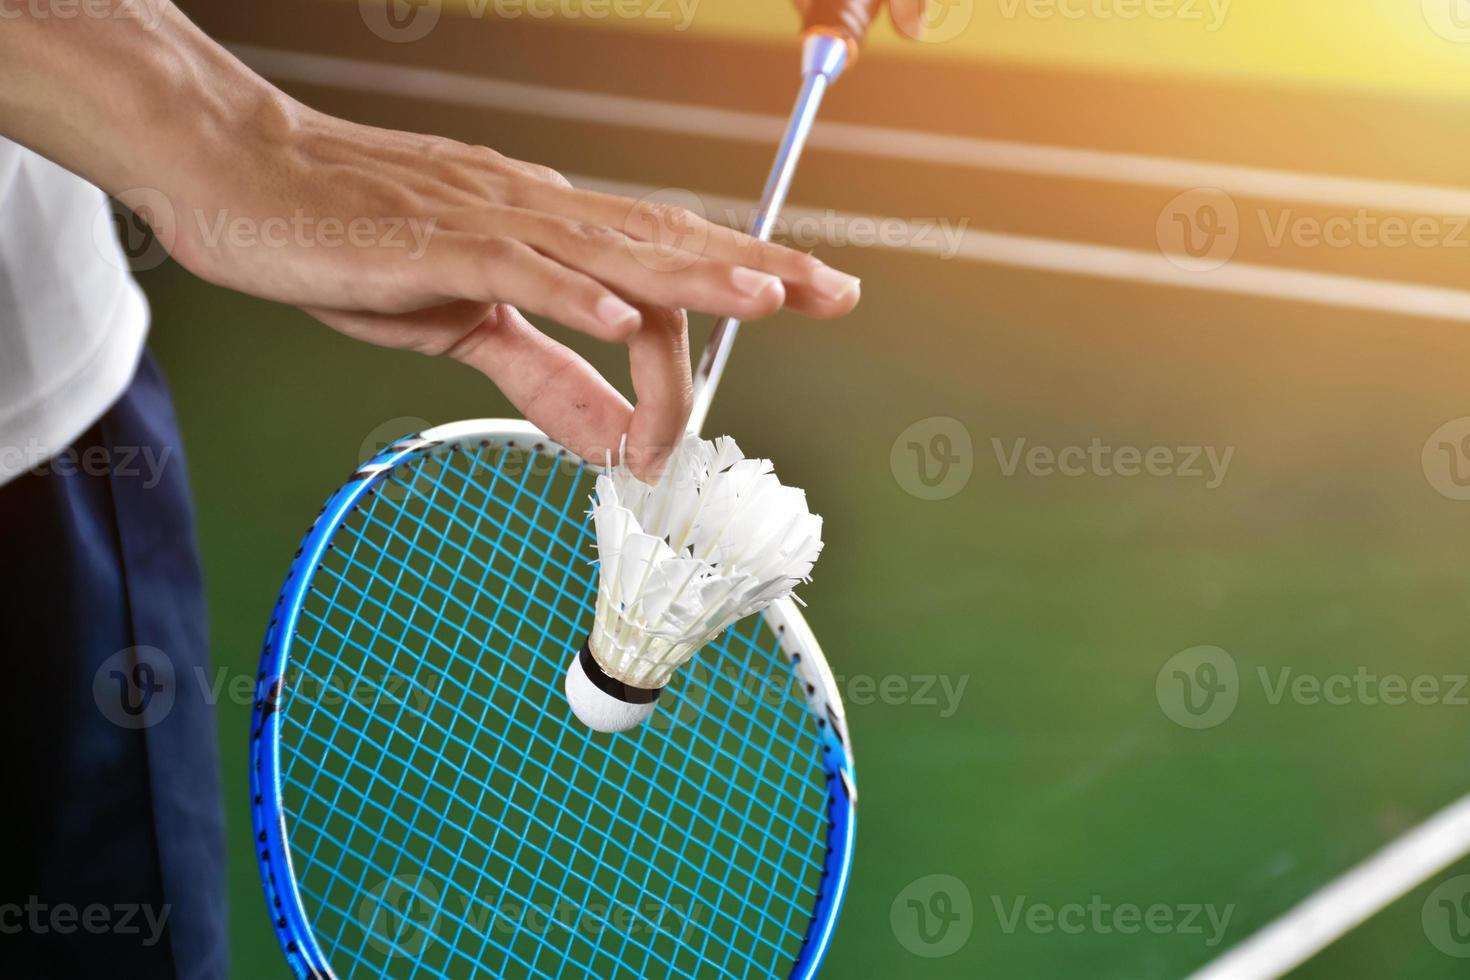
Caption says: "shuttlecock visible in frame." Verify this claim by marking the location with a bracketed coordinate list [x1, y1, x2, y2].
[565, 433, 824, 733]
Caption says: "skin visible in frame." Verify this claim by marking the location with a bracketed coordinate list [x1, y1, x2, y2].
[0, 1, 926, 477]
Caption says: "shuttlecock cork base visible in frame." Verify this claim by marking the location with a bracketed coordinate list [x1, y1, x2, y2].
[565, 642, 662, 734]
[564, 433, 824, 735]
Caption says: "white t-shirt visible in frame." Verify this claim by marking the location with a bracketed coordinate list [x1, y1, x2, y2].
[0, 138, 149, 486]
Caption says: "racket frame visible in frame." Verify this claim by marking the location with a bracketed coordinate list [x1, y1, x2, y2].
[251, 419, 856, 980]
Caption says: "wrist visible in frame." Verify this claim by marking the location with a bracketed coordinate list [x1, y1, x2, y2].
[113, 20, 300, 206]
[0, 3, 298, 212]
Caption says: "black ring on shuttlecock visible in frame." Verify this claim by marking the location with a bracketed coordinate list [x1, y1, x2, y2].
[578, 642, 662, 705]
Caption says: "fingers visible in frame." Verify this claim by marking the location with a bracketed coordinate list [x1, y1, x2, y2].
[464, 208, 790, 323]
[305, 300, 496, 355]
[424, 232, 644, 342]
[623, 305, 693, 481]
[442, 305, 636, 462]
[311, 296, 692, 481]
[890, 0, 929, 39]
[509, 182, 862, 319]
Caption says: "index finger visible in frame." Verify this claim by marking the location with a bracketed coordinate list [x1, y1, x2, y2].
[514, 182, 863, 319]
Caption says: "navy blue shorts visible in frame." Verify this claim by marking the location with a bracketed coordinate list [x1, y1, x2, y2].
[0, 352, 226, 978]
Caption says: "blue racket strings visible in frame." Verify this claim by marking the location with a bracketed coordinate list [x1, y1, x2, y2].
[275, 440, 832, 978]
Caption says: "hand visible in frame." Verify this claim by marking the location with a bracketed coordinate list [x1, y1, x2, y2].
[164, 102, 861, 475]
[792, 0, 932, 41]
[0, 4, 863, 479]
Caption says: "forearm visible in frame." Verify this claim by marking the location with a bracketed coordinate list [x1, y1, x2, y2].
[0, 1, 289, 198]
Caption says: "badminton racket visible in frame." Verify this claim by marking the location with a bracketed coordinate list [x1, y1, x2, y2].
[251, 5, 879, 976]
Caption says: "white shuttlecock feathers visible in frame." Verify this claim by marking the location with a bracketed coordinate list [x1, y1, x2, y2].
[564, 433, 823, 733]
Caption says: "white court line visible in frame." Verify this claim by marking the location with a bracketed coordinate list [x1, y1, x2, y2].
[231, 45, 1470, 215]
[576, 176, 1470, 323]
[1187, 794, 1470, 980]
[233, 44, 1470, 321]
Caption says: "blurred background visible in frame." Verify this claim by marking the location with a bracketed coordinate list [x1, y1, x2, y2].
[140, 0, 1470, 976]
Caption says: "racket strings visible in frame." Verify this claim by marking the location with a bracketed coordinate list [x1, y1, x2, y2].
[277, 441, 831, 978]
[295, 545, 825, 959]
[296, 525, 828, 875]
[295, 556, 828, 850]
[289, 446, 829, 957]
[297, 451, 829, 843]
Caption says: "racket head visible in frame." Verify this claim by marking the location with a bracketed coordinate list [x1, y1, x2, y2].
[251, 420, 855, 979]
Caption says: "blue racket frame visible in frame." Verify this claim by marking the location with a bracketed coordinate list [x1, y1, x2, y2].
[251, 421, 857, 979]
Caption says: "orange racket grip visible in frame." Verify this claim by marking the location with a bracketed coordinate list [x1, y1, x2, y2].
[802, 0, 885, 54]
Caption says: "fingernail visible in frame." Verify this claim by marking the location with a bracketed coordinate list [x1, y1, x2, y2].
[810, 265, 861, 303]
[730, 267, 784, 300]
[596, 295, 641, 332]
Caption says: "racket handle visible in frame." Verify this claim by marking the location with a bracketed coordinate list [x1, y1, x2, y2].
[802, 0, 885, 52]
